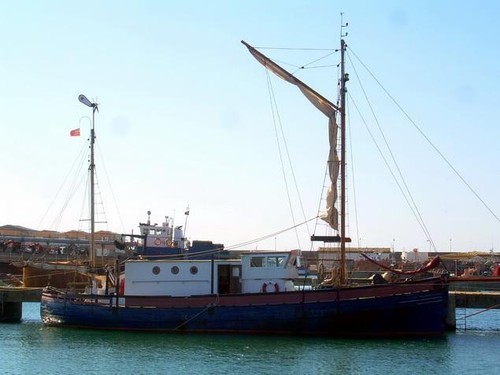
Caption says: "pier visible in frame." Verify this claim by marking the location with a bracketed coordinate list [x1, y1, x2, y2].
[450, 291, 500, 309]
[449, 278, 500, 308]
[0, 287, 42, 322]
[445, 278, 500, 330]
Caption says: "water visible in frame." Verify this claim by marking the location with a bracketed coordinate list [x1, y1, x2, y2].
[1, 304, 499, 375]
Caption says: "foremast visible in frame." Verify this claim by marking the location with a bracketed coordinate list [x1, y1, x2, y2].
[78, 94, 99, 270]
[89, 104, 96, 269]
[339, 38, 348, 284]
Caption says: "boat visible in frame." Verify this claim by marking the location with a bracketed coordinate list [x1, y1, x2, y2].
[40, 34, 450, 336]
[19, 260, 90, 289]
[130, 210, 226, 260]
[8, 241, 91, 289]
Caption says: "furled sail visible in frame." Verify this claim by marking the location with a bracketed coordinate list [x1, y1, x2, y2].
[242, 41, 340, 230]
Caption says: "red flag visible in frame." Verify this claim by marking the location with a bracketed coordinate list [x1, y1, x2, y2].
[70, 128, 80, 137]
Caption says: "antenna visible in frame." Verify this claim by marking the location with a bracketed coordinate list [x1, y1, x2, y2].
[183, 206, 190, 240]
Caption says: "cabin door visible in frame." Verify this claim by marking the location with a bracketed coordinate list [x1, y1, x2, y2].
[217, 265, 241, 294]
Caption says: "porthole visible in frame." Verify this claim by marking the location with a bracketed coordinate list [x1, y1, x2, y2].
[190, 266, 198, 275]
[171, 266, 179, 275]
[152, 266, 161, 275]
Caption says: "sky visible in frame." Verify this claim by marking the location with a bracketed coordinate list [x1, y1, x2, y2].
[1, 0, 500, 254]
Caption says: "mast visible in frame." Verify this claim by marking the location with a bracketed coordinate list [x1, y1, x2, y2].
[78, 94, 99, 270]
[90, 104, 96, 269]
[339, 38, 347, 284]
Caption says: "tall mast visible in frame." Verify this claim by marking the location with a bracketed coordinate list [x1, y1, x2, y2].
[78, 94, 98, 270]
[339, 38, 347, 284]
[90, 105, 96, 269]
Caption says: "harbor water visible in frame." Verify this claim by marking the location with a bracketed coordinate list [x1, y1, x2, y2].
[1, 303, 500, 375]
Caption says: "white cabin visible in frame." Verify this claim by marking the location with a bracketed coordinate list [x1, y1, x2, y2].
[122, 251, 300, 297]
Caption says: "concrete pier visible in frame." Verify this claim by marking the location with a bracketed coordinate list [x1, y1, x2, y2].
[450, 291, 500, 309]
[446, 291, 457, 330]
[0, 287, 42, 322]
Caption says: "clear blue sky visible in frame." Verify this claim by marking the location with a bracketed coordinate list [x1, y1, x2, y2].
[1, 0, 499, 253]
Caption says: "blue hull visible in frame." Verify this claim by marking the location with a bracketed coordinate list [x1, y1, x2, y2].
[40, 278, 449, 336]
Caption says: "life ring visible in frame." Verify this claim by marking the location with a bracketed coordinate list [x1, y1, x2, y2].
[154, 238, 161, 246]
[166, 239, 172, 247]
[262, 282, 280, 293]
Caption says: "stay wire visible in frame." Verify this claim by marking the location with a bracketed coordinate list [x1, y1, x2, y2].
[348, 92, 435, 247]
[157, 217, 317, 255]
[46, 143, 88, 231]
[266, 70, 313, 247]
[291, 50, 339, 75]
[96, 141, 126, 233]
[346, 50, 436, 250]
[266, 71, 301, 248]
[227, 216, 318, 250]
[347, 45, 500, 225]
[254, 46, 338, 77]
[346, 97, 361, 249]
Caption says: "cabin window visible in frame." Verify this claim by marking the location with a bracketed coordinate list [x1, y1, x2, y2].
[152, 266, 161, 275]
[250, 257, 265, 267]
[267, 256, 286, 267]
[190, 266, 198, 275]
[171, 266, 179, 275]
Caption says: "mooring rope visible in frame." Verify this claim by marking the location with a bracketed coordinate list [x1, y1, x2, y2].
[171, 294, 220, 331]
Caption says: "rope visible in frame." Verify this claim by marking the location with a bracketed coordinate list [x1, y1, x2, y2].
[226, 216, 318, 250]
[171, 295, 220, 331]
[457, 304, 500, 320]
